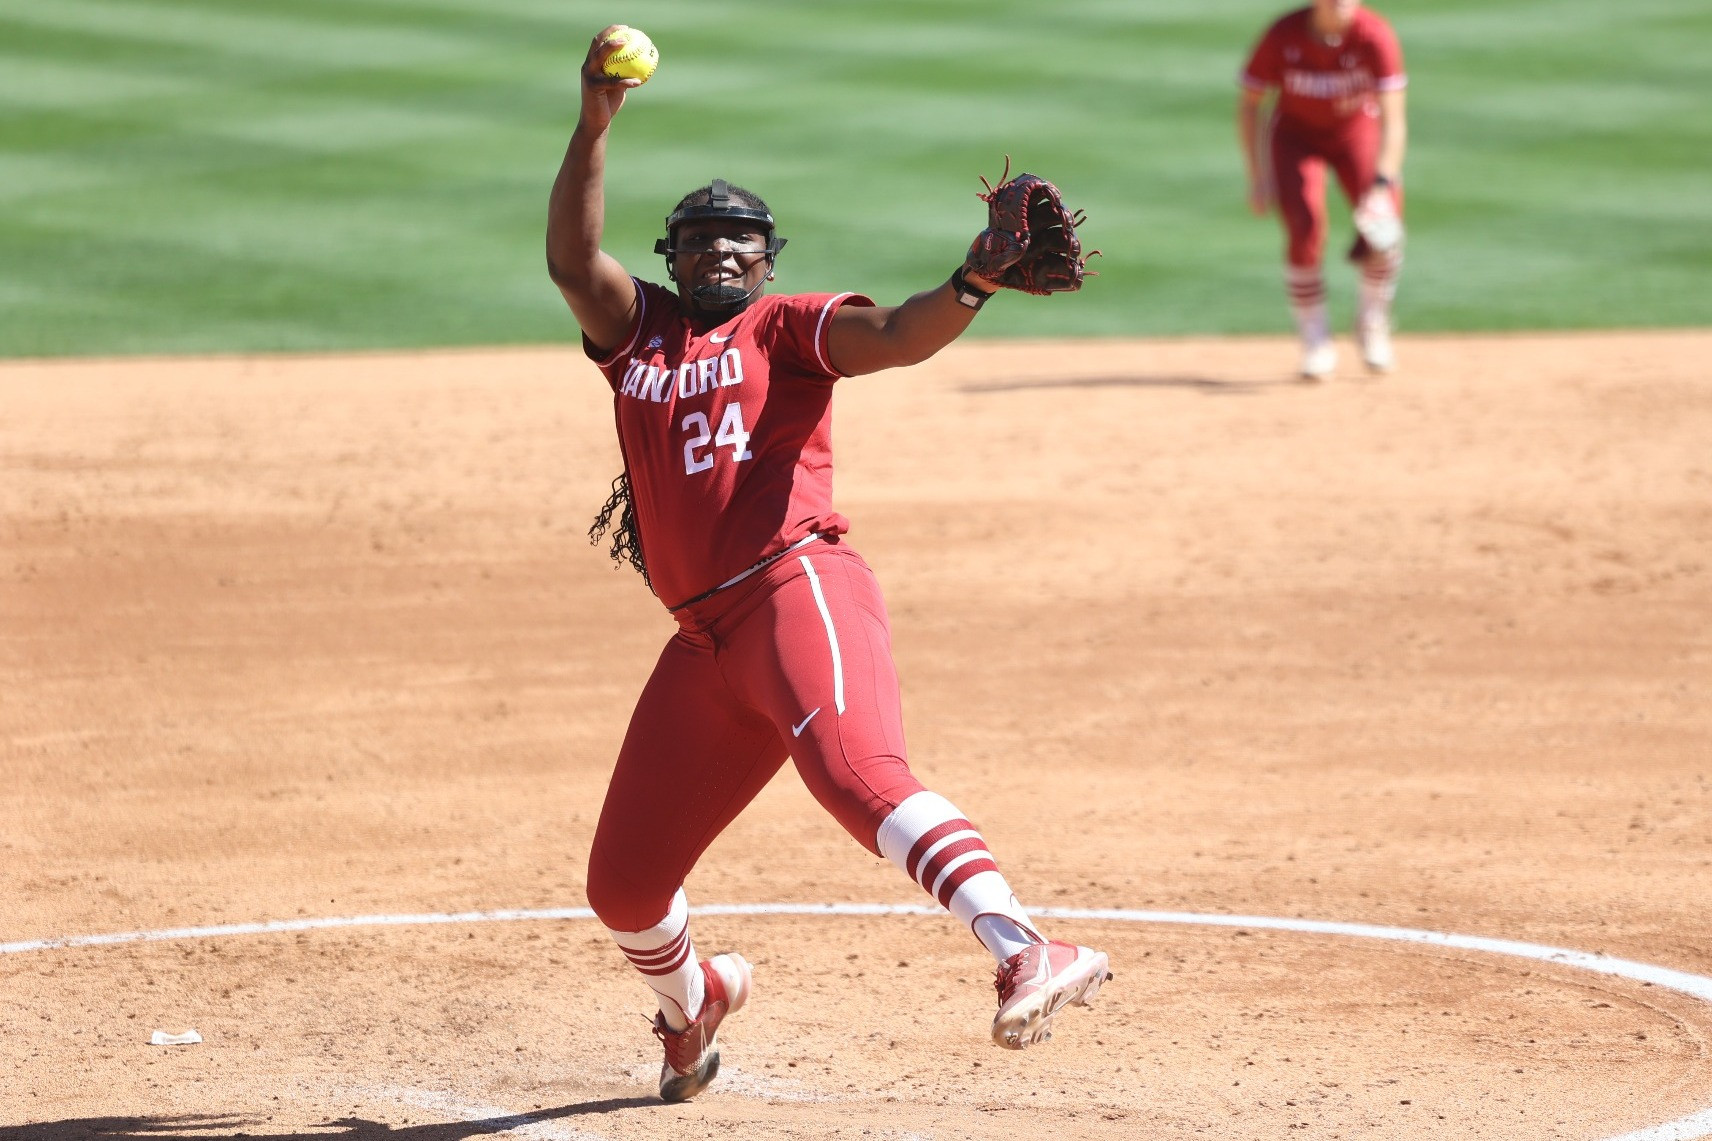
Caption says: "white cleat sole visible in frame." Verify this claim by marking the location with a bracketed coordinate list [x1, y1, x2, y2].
[659, 1049, 721, 1104]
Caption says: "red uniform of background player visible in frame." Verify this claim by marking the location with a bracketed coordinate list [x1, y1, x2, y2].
[1239, 0, 1409, 378]
[545, 25, 1111, 1103]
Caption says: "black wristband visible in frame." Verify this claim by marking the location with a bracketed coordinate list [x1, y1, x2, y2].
[1372, 174, 1394, 189]
[950, 267, 994, 310]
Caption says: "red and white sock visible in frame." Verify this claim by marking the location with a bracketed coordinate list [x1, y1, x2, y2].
[606, 887, 704, 1031]
[876, 791, 1043, 963]
[1286, 264, 1329, 345]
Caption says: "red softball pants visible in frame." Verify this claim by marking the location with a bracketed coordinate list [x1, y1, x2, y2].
[584, 537, 926, 932]
[1269, 111, 1402, 267]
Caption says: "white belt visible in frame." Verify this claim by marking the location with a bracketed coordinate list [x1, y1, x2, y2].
[674, 532, 827, 610]
[716, 532, 825, 592]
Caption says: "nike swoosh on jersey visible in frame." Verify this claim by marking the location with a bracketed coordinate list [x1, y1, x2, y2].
[710, 331, 735, 343]
[791, 708, 821, 737]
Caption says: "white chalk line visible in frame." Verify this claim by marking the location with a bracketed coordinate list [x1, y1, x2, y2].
[6, 904, 1710, 1140]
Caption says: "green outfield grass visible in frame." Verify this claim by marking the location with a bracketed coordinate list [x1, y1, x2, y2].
[1, 0, 1708, 356]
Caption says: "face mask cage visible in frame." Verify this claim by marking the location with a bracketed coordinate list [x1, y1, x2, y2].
[654, 179, 788, 307]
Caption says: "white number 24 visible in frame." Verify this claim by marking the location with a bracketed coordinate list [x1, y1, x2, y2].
[681, 404, 754, 474]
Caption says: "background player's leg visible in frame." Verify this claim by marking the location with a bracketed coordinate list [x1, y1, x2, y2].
[1286, 263, 1334, 378]
[1355, 245, 1403, 373]
[586, 629, 789, 1031]
[1333, 118, 1404, 372]
[1272, 130, 1334, 378]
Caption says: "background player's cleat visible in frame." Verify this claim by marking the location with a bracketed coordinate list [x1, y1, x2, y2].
[1299, 339, 1337, 381]
[991, 940, 1110, 1050]
[654, 953, 751, 1102]
[1358, 314, 1395, 374]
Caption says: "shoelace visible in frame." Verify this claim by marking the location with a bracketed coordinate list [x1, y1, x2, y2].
[654, 1026, 695, 1071]
[651, 1005, 721, 1072]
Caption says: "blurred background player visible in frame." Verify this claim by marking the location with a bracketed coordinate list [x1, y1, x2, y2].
[546, 25, 1111, 1102]
[1238, 0, 1409, 378]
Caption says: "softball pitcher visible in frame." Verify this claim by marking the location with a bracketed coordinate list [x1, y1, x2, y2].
[546, 26, 1109, 1102]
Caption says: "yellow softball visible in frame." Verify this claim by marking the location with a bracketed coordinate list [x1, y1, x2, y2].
[602, 26, 658, 83]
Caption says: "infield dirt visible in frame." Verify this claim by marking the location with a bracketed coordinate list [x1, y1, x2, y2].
[3, 331, 1710, 1139]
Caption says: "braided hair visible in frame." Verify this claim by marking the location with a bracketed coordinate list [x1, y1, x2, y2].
[588, 472, 649, 590]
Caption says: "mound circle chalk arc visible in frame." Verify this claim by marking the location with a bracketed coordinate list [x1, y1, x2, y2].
[6, 904, 1710, 1141]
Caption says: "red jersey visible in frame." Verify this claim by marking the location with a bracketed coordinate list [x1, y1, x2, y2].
[586, 278, 875, 609]
[1241, 6, 1405, 134]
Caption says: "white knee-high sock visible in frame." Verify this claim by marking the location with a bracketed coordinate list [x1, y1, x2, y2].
[1358, 248, 1403, 327]
[1286, 264, 1329, 345]
[877, 791, 1043, 963]
[606, 888, 704, 1031]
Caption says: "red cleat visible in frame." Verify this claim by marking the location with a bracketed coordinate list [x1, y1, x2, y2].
[653, 953, 751, 1102]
